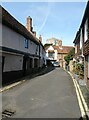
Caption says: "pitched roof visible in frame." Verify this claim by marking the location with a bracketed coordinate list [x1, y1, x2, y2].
[53, 46, 74, 54]
[1, 6, 39, 45]
[48, 50, 55, 53]
[80, 1, 89, 29]
[45, 44, 74, 54]
[73, 1, 89, 44]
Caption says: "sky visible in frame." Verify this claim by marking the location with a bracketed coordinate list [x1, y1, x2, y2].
[1, 1, 87, 46]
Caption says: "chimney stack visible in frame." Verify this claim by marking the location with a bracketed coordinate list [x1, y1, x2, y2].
[26, 16, 33, 32]
[39, 35, 42, 42]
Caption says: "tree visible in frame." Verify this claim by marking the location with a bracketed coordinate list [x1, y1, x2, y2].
[64, 55, 70, 65]
[64, 48, 75, 65]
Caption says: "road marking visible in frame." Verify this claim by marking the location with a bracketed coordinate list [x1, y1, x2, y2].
[72, 76, 85, 117]
[68, 71, 89, 119]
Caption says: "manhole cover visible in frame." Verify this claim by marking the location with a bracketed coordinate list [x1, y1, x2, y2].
[2, 109, 16, 118]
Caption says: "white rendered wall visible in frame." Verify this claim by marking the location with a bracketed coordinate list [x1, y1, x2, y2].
[2, 24, 39, 55]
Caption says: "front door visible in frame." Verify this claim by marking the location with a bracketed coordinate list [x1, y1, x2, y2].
[23, 56, 27, 75]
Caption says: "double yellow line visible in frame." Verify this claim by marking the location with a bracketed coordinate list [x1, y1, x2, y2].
[68, 72, 89, 119]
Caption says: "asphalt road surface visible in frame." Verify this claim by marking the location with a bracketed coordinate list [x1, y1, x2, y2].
[2, 67, 81, 118]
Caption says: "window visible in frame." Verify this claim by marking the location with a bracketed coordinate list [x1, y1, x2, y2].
[80, 28, 83, 55]
[35, 45, 38, 54]
[80, 28, 82, 49]
[48, 52, 54, 59]
[84, 19, 88, 42]
[24, 39, 28, 48]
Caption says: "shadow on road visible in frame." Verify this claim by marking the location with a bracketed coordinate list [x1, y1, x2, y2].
[2, 66, 55, 87]
[37, 66, 55, 76]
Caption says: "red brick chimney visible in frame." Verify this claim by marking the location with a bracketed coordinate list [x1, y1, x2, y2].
[26, 16, 33, 32]
[39, 35, 42, 42]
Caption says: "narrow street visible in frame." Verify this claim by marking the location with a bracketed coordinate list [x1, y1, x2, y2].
[2, 68, 81, 118]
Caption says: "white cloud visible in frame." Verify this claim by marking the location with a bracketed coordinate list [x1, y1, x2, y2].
[23, 3, 54, 33]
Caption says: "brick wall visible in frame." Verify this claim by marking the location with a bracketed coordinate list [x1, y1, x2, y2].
[26, 16, 32, 32]
[84, 18, 89, 88]
[85, 55, 89, 88]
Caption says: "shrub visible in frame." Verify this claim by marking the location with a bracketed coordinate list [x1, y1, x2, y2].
[73, 63, 84, 79]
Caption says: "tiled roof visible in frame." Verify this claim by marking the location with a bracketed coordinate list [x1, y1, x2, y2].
[48, 50, 55, 53]
[45, 45, 74, 54]
[60, 46, 74, 54]
[1, 6, 39, 45]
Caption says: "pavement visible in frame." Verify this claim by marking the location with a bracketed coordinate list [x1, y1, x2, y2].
[67, 71, 89, 119]
[72, 73, 89, 109]
[1, 67, 81, 118]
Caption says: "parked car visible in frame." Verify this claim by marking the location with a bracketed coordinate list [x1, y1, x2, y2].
[52, 61, 60, 67]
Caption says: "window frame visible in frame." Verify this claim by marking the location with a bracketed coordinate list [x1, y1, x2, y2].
[80, 28, 82, 49]
[24, 39, 28, 49]
[84, 19, 88, 42]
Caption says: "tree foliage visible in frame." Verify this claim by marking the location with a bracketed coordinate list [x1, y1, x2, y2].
[64, 48, 75, 65]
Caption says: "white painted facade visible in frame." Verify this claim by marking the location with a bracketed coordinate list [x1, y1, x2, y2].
[39, 45, 46, 67]
[2, 25, 39, 56]
[1, 6, 46, 84]
[54, 50, 57, 60]
[46, 46, 57, 61]
[1, 23, 45, 81]
[1, 24, 41, 73]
